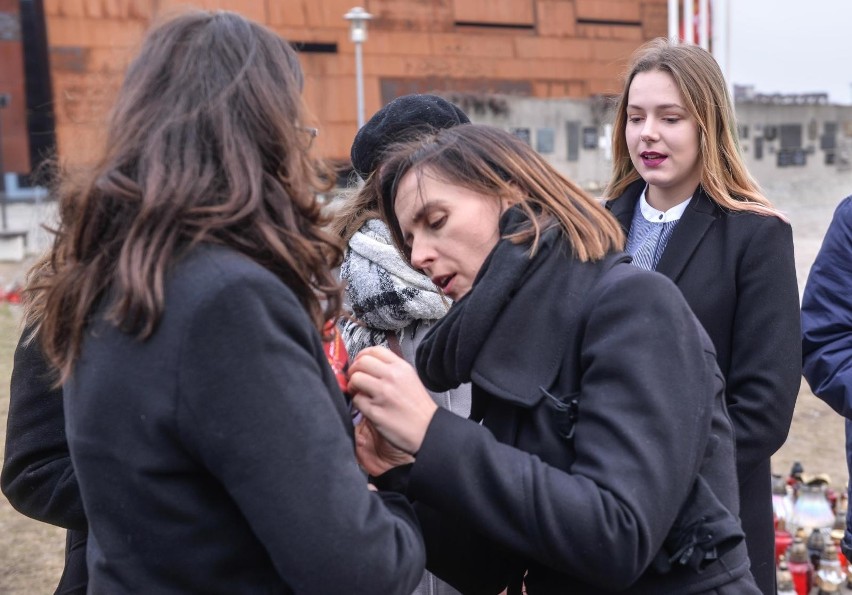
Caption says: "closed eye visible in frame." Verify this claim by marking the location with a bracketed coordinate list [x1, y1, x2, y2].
[428, 215, 447, 230]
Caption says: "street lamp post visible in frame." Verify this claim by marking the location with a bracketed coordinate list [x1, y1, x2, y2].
[344, 6, 373, 131]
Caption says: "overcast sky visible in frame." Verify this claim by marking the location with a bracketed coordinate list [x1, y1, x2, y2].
[725, 0, 852, 104]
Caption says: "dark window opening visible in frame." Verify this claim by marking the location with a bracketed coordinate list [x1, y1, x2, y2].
[779, 124, 802, 150]
[290, 42, 338, 54]
[582, 126, 598, 149]
[566, 121, 580, 161]
[454, 21, 535, 30]
[821, 121, 838, 151]
[536, 128, 554, 154]
[510, 127, 531, 145]
[576, 18, 641, 27]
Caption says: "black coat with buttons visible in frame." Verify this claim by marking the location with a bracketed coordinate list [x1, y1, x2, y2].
[606, 180, 802, 595]
[379, 212, 761, 594]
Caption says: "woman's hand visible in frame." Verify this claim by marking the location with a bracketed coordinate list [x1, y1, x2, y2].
[348, 346, 438, 455]
[354, 418, 414, 476]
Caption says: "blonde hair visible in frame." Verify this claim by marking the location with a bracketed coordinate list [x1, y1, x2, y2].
[605, 38, 782, 218]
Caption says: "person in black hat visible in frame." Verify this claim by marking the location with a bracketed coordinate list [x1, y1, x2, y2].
[331, 94, 471, 595]
[348, 93, 470, 181]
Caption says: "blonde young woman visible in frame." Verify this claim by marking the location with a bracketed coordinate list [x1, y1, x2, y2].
[604, 38, 801, 594]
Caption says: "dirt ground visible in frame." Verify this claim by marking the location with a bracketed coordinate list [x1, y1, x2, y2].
[0, 182, 850, 593]
[0, 300, 67, 593]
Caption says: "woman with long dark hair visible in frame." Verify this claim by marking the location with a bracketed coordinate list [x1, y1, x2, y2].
[30, 10, 424, 593]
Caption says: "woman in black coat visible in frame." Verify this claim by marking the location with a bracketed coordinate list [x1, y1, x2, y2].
[2, 328, 87, 595]
[347, 124, 760, 594]
[603, 39, 801, 595]
[28, 10, 424, 594]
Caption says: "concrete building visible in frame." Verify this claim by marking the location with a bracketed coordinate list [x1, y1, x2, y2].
[471, 92, 852, 195]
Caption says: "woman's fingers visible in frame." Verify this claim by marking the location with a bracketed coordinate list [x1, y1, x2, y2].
[348, 349, 401, 380]
[354, 418, 414, 475]
[348, 345, 438, 454]
[355, 345, 400, 363]
[348, 350, 417, 399]
[347, 369, 384, 401]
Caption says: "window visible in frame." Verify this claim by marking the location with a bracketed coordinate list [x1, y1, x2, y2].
[510, 127, 531, 145]
[779, 124, 802, 150]
[566, 121, 580, 161]
[582, 126, 598, 150]
[536, 128, 555, 154]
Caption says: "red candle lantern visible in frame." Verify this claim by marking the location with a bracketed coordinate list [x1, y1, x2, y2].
[788, 536, 814, 595]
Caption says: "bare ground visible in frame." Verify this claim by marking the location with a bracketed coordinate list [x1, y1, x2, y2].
[0, 299, 66, 593]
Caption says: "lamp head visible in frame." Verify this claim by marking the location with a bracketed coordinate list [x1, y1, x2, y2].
[344, 7, 373, 43]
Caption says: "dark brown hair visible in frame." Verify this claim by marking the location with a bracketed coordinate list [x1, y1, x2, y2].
[33, 10, 343, 382]
[378, 124, 624, 262]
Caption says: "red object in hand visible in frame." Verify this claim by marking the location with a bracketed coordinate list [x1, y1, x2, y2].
[322, 321, 350, 395]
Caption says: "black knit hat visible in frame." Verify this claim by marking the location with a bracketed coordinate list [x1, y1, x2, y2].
[350, 94, 470, 180]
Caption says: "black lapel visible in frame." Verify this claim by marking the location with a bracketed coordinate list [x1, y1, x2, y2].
[655, 186, 720, 283]
[605, 179, 644, 235]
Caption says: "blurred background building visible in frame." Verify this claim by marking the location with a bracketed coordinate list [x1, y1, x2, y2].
[1, 0, 668, 174]
[2, 0, 852, 259]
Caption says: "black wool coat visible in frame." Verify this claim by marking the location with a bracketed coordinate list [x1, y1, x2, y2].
[63, 244, 425, 594]
[606, 180, 802, 595]
[379, 213, 760, 594]
[1, 330, 88, 595]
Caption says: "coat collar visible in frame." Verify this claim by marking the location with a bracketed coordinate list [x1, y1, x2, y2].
[471, 251, 629, 407]
[606, 179, 720, 283]
[417, 208, 630, 408]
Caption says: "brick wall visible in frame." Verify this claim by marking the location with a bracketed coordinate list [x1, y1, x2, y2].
[0, 0, 30, 174]
[40, 0, 666, 163]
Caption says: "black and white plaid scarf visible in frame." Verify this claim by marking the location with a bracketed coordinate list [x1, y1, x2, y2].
[339, 219, 450, 357]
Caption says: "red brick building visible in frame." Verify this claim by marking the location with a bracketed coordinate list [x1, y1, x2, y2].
[1, 0, 667, 171]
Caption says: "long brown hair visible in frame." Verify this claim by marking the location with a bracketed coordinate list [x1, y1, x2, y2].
[377, 125, 624, 262]
[34, 10, 343, 382]
[605, 38, 781, 217]
[328, 176, 381, 245]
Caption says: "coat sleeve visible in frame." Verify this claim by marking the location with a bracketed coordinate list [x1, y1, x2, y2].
[802, 196, 852, 416]
[407, 272, 722, 591]
[726, 214, 802, 481]
[1, 328, 87, 531]
[176, 275, 425, 595]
